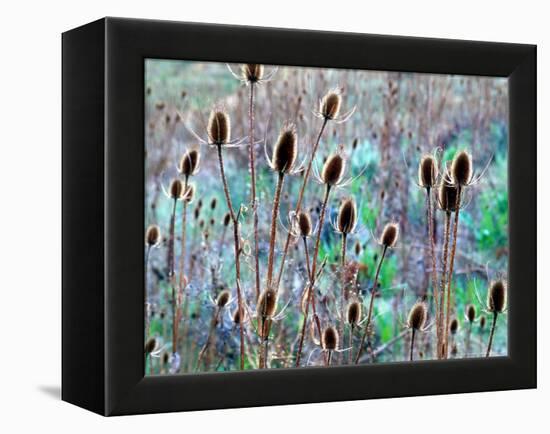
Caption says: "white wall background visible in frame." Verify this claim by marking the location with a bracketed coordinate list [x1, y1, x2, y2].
[0, 0, 545, 431]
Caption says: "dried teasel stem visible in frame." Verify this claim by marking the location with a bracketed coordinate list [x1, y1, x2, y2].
[266, 172, 285, 287]
[275, 118, 329, 289]
[355, 245, 387, 364]
[215, 144, 246, 370]
[486, 312, 498, 357]
[438, 211, 451, 358]
[485, 280, 506, 357]
[295, 234, 313, 367]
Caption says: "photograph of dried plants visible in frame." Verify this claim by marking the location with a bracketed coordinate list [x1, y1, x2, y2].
[144, 59, 508, 375]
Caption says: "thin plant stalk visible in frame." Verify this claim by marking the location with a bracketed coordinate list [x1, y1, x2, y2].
[167, 197, 178, 356]
[426, 187, 439, 348]
[348, 325, 354, 364]
[444, 187, 462, 357]
[145, 244, 152, 337]
[248, 82, 261, 301]
[466, 322, 472, 357]
[295, 237, 312, 367]
[409, 329, 416, 361]
[215, 144, 246, 370]
[178, 176, 189, 289]
[438, 211, 452, 358]
[275, 118, 328, 289]
[266, 172, 285, 287]
[326, 350, 333, 366]
[196, 308, 221, 370]
[486, 312, 498, 357]
[339, 233, 348, 363]
[355, 244, 388, 364]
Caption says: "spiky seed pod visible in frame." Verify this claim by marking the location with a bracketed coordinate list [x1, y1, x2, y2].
[207, 109, 231, 145]
[223, 212, 231, 227]
[182, 184, 195, 203]
[241, 64, 264, 83]
[232, 307, 246, 325]
[321, 153, 345, 186]
[346, 301, 362, 326]
[169, 178, 184, 199]
[466, 304, 476, 323]
[352, 137, 359, 150]
[381, 223, 399, 248]
[194, 208, 200, 220]
[438, 175, 459, 212]
[451, 150, 473, 187]
[257, 288, 278, 318]
[197, 199, 203, 209]
[337, 197, 357, 234]
[320, 90, 342, 120]
[450, 318, 459, 335]
[407, 302, 427, 330]
[487, 280, 507, 313]
[321, 326, 339, 351]
[480, 315, 487, 329]
[418, 154, 438, 188]
[145, 224, 161, 247]
[354, 241, 362, 256]
[178, 149, 200, 177]
[272, 124, 298, 173]
[162, 351, 169, 366]
[210, 197, 217, 210]
[144, 337, 157, 354]
[296, 211, 312, 238]
[216, 289, 231, 308]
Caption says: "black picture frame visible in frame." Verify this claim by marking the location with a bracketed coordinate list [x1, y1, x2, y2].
[62, 17, 536, 416]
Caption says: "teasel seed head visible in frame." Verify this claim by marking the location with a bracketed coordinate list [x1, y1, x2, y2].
[145, 224, 161, 247]
[207, 109, 231, 145]
[271, 123, 298, 173]
[438, 174, 459, 212]
[241, 64, 264, 83]
[418, 154, 438, 189]
[210, 197, 217, 210]
[232, 307, 246, 325]
[407, 302, 427, 330]
[182, 183, 195, 203]
[450, 318, 459, 335]
[162, 351, 169, 366]
[178, 149, 200, 177]
[320, 89, 342, 120]
[380, 222, 399, 248]
[346, 300, 362, 326]
[257, 288, 278, 318]
[144, 337, 157, 354]
[354, 241, 362, 256]
[296, 211, 313, 238]
[216, 289, 231, 308]
[321, 152, 346, 186]
[169, 178, 184, 200]
[337, 197, 357, 234]
[487, 279, 507, 313]
[480, 315, 487, 329]
[451, 150, 473, 187]
[223, 212, 231, 227]
[321, 325, 339, 351]
[466, 304, 476, 323]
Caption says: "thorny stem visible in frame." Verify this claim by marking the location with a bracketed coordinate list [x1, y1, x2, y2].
[355, 244, 388, 364]
[275, 118, 329, 289]
[145, 245, 152, 338]
[426, 188, 439, 347]
[326, 350, 333, 366]
[339, 233, 348, 363]
[178, 176, 189, 289]
[215, 144, 245, 370]
[438, 212, 451, 359]
[445, 186, 462, 358]
[409, 329, 416, 361]
[266, 172, 285, 288]
[248, 82, 261, 302]
[486, 312, 498, 357]
[348, 325, 354, 364]
[466, 322, 472, 357]
[168, 198, 178, 356]
[295, 237, 314, 366]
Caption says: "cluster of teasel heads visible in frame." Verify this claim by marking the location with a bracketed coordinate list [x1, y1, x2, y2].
[143, 64, 506, 374]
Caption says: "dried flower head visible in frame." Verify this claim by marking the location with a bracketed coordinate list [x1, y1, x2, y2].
[479, 315, 487, 329]
[257, 288, 278, 318]
[271, 123, 298, 173]
[223, 212, 231, 227]
[296, 211, 313, 238]
[145, 224, 161, 247]
[354, 241, 362, 256]
[216, 289, 231, 308]
[451, 150, 473, 187]
[321, 153, 345, 186]
[241, 64, 264, 83]
[320, 90, 342, 120]
[449, 318, 459, 335]
[321, 326, 339, 351]
[407, 302, 427, 330]
[232, 307, 246, 325]
[418, 154, 438, 188]
[169, 178, 184, 199]
[178, 149, 200, 177]
[487, 280, 507, 313]
[346, 300, 362, 326]
[438, 174, 459, 212]
[144, 337, 157, 354]
[207, 109, 231, 145]
[337, 197, 357, 234]
[466, 304, 476, 323]
[210, 197, 217, 210]
[380, 222, 399, 248]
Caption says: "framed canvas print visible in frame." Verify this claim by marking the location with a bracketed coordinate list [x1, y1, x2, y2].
[62, 17, 536, 416]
